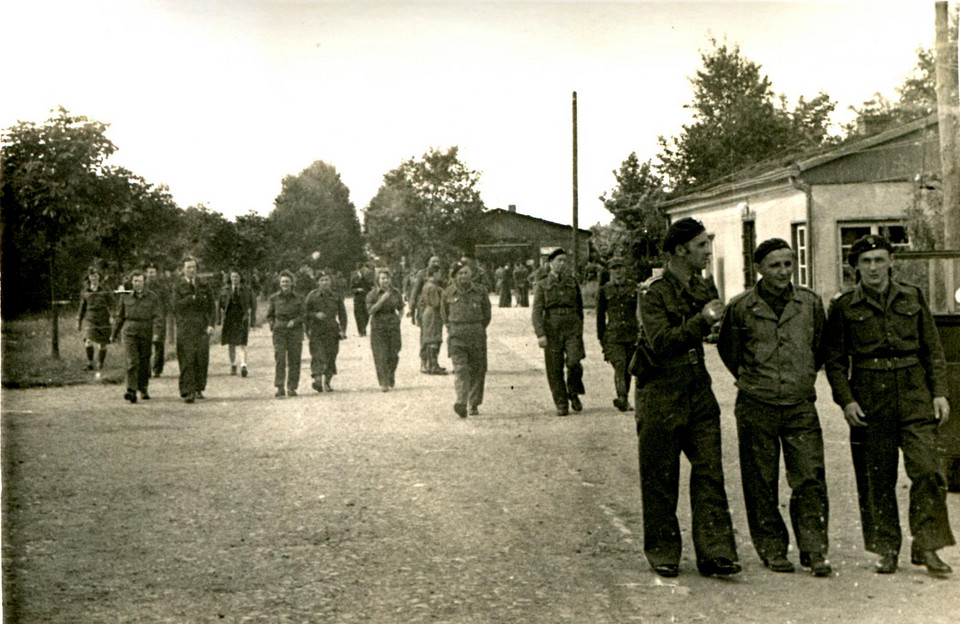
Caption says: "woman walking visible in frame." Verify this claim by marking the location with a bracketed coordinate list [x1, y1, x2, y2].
[366, 268, 404, 391]
[418, 268, 447, 375]
[218, 268, 255, 377]
[77, 266, 115, 380]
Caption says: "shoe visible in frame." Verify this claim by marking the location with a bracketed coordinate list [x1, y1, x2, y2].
[613, 397, 630, 412]
[454, 403, 468, 418]
[323, 377, 333, 392]
[124, 390, 137, 404]
[570, 395, 582, 412]
[184, 392, 196, 404]
[312, 380, 324, 393]
[653, 563, 679, 578]
[381, 385, 390, 392]
[195, 391, 205, 399]
[287, 388, 297, 397]
[762, 555, 795, 573]
[153, 371, 161, 378]
[469, 405, 479, 415]
[275, 388, 285, 398]
[140, 391, 150, 400]
[431, 366, 448, 375]
[912, 550, 953, 575]
[240, 365, 248, 378]
[802, 552, 832, 577]
[230, 365, 237, 376]
[556, 405, 569, 416]
[875, 553, 898, 574]
[95, 371, 102, 381]
[699, 557, 742, 577]
[85, 363, 94, 371]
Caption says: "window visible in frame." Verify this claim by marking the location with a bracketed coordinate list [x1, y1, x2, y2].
[791, 223, 810, 287]
[839, 222, 910, 288]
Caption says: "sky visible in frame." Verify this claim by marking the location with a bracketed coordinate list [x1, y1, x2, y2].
[0, 1, 939, 228]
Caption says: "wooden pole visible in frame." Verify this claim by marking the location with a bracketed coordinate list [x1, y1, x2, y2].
[935, 2, 960, 249]
[572, 91, 579, 276]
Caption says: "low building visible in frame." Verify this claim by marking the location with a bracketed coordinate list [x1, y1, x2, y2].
[660, 114, 941, 302]
[475, 205, 592, 268]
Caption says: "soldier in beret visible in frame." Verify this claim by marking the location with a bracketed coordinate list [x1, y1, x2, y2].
[596, 256, 639, 412]
[824, 234, 953, 575]
[635, 217, 741, 578]
[441, 261, 492, 418]
[718, 238, 831, 576]
[305, 271, 348, 393]
[532, 248, 586, 416]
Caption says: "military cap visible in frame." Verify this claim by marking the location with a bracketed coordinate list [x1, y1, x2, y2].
[848, 234, 894, 267]
[662, 217, 706, 252]
[754, 238, 792, 265]
[547, 248, 567, 261]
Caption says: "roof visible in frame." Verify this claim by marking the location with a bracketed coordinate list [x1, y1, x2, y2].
[660, 114, 940, 211]
[482, 208, 593, 236]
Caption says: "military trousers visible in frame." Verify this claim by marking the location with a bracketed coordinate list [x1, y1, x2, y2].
[177, 330, 210, 397]
[123, 332, 152, 393]
[543, 329, 585, 408]
[309, 331, 340, 380]
[635, 364, 738, 569]
[849, 364, 954, 555]
[353, 294, 369, 336]
[272, 328, 303, 391]
[602, 340, 636, 401]
[151, 339, 165, 376]
[734, 392, 829, 559]
[449, 334, 487, 407]
[370, 322, 401, 387]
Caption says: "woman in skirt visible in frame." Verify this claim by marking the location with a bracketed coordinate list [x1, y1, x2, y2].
[77, 266, 115, 380]
[218, 268, 255, 377]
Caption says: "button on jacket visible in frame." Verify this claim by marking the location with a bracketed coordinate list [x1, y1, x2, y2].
[718, 282, 825, 405]
[441, 281, 492, 341]
[267, 290, 305, 332]
[113, 290, 164, 340]
[640, 270, 716, 366]
[531, 273, 583, 338]
[304, 288, 347, 336]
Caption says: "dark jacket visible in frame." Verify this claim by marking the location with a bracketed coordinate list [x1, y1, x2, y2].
[597, 280, 639, 345]
[267, 290, 305, 333]
[172, 278, 217, 337]
[304, 287, 348, 337]
[532, 272, 583, 338]
[366, 286, 404, 328]
[441, 281, 492, 342]
[112, 290, 164, 341]
[718, 281, 825, 405]
[638, 269, 716, 367]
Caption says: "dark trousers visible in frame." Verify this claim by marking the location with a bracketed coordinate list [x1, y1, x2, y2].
[309, 331, 340, 379]
[849, 365, 954, 555]
[353, 295, 369, 336]
[735, 392, 829, 559]
[371, 323, 401, 387]
[543, 331, 585, 408]
[272, 328, 303, 390]
[517, 287, 529, 307]
[177, 331, 209, 396]
[636, 365, 738, 569]
[449, 337, 487, 407]
[123, 333, 152, 392]
[603, 341, 636, 400]
[151, 339, 165, 376]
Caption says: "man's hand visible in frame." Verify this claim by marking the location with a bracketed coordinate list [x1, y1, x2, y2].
[843, 402, 867, 428]
[315, 311, 326, 320]
[286, 320, 296, 329]
[206, 326, 214, 336]
[934, 396, 951, 425]
[701, 299, 724, 323]
[537, 336, 548, 348]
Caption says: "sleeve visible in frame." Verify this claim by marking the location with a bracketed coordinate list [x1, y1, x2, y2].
[216, 289, 225, 326]
[812, 296, 827, 372]
[338, 298, 348, 334]
[716, 301, 740, 378]
[206, 285, 217, 327]
[266, 296, 276, 330]
[596, 287, 608, 342]
[440, 290, 449, 325]
[575, 283, 584, 321]
[481, 289, 492, 328]
[151, 295, 164, 338]
[78, 293, 87, 328]
[111, 297, 125, 342]
[639, 285, 712, 359]
[917, 288, 949, 398]
[248, 288, 257, 327]
[531, 283, 546, 338]
[824, 298, 855, 408]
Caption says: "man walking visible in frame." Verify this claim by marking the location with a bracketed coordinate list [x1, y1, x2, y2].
[718, 238, 831, 577]
[145, 263, 168, 378]
[596, 256, 638, 412]
[441, 261, 491, 418]
[267, 270, 306, 398]
[112, 269, 163, 403]
[635, 217, 740, 578]
[172, 257, 216, 403]
[350, 263, 373, 337]
[825, 234, 953, 575]
[305, 271, 348, 393]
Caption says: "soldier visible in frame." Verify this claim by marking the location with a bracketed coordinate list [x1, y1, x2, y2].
[718, 238, 831, 577]
[366, 268, 405, 392]
[267, 270, 306, 398]
[305, 271, 348, 393]
[513, 261, 531, 307]
[635, 217, 740, 578]
[596, 256, 638, 412]
[497, 262, 513, 307]
[145, 263, 168, 378]
[441, 261, 492, 418]
[172, 257, 217, 403]
[112, 270, 163, 403]
[532, 248, 585, 416]
[77, 266, 115, 381]
[824, 234, 953, 575]
[349, 263, 373, 337]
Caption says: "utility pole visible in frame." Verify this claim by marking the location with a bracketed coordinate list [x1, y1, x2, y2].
[572, 91, 579, 274]
[936, 2, 960, 248]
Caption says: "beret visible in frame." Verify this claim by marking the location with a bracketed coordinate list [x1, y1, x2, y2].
[547, 248, 567, 261]
[848, 234, 894, 267]
[662, 217, 706, 252]
[607, 256, 626, 268]
[754, 238, 792, 265]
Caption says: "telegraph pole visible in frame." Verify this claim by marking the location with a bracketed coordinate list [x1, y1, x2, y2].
[936, 2, 960, 248]
[572, 91, 579, 273]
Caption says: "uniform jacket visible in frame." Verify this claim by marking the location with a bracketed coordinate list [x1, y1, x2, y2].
[639, 269, 717, 365]
[78, 286, 115, 329]
[366, 286, 404, 328]
[531, 272, 583, 338]
[597, 280, 639, 345]
[718, 281, 825, 405]
[304, 287, 348, 337]
[441, 281, 492, 342]
[218, 284, 256, 326]
[824, 280, 948, 408]
[172, 277, 217, 336]
[112, 290, 164, 340]
[267, 290, 305, 333]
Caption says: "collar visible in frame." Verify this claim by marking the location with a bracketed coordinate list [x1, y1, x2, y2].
[851, 280, 902, 310]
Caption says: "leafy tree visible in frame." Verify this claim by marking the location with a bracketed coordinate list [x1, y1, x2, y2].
[600, 153, 668, 262]
[846, 47, 938, 136]
[657, 39, 836, 193]
[175, 204, 237, 274]
[364, 147, 485, 267]
[270, 160, 363, 274]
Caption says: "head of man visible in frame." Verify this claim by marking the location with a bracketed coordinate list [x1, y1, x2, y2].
[145, 264, 158, 282]
[279, 270, 294, 293]
[318, 272, 333, 292]
[130, 270, 145, 294]
[547, 248, 567, 276]
[87, 267, 101, 289]
[182, 257, 199, 281]
[228, 269, 241, 288]
[608, 257, 626, 283]
[454, 262, 474, 288]
[427, 255, 441, 270]
[754, 238, 795, 293]
[850, 235, 894, 292]
[663, 218, 711, 273]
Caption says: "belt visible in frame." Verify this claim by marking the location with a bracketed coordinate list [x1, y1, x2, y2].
[660, 348, 701, 368]
[852, 354, 919, 370]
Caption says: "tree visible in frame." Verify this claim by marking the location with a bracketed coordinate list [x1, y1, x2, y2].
[846, 47, 938, 136]
[657, 39, 836, 193]
[599, 153, 668, 263]
[175, 204, 237, 274]
[269, 160, 363, 274]
[1, 107, 117, 353]
[364, 147, 485, 267]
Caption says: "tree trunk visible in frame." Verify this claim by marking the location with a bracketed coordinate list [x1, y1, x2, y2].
[50, 249, 60, 359]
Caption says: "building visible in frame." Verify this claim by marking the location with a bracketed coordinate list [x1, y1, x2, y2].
[475, 205, 592, 268]
[659, 114, 941, 302]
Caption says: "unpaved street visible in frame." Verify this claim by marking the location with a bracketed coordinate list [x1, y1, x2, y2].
[3, 300, 959, 623]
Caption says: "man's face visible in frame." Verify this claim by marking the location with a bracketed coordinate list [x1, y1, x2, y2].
[456, 266, 473, 288]
[146, 267, 158, 281]
[857, 249, 892, 291]
[279, 276, 292, 292]
[132, 275, 145, 292]
[183, 261, 198, 280]
[319, 275, 332, 291]
[230, 272, 241, 287]
[88, 272, 101, 289]
[549, 254, 567, 275]
[610, 265, 625, 283]
[679, 232, 712, 272]
[428, 256, 441, 270]
[757, 248, 795, 292]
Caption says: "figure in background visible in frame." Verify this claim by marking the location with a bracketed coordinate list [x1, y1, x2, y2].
[77, 266, 114, 381]
[498, 263, 513, 308]
[145, 263, 169, 378]
[513, 261, 530, 307]
[596, 256, 638, 412]
[419, 268, 448, 375]
[350, 262, 373, 337]
[218, 268, 255, 378]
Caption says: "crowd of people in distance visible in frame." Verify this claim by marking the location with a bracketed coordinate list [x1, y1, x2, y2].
[80, 223, 954, 581]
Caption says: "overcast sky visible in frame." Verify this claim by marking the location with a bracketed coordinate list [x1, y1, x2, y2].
[0, 1, 938, 228]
